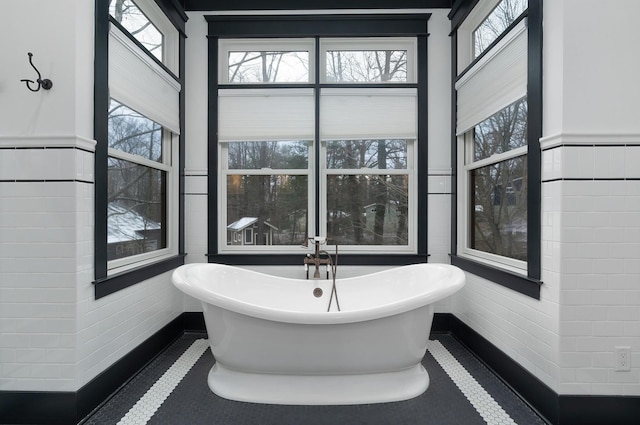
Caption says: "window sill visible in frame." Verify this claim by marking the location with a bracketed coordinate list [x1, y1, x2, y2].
[450, 254, 541, 299]
[94, 254, 186, 299]
[207, 253, 428, 266]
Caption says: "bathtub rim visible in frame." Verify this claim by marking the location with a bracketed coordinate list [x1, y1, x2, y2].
[172, 262, 465, 325]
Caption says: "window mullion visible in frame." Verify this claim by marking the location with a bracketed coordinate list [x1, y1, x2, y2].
[324, 169, 410, 176]
[465, 145, 528, 171]
[314, 36, 321, 238]
[108, 147, 171, 172]
[224, 169, 310, 176]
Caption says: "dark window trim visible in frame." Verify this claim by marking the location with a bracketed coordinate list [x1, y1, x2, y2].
[206, 254, 428, 266]
[94, 0, 186, 298]
[187, 0, 450, 11]
[205, 14, 430, 37]
[94, 254, 186, 299]
[207, 14, 430, 266]
[450, 254, 541, 298]
[449, 0, 481, 33]
[450, 0, 543, 298]
[157, 0, 188, 35]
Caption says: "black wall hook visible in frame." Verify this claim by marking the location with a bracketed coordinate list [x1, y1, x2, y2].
[21, 52, 53, 92]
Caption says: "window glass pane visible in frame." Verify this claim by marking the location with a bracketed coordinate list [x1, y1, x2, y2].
[227, 141, 309, 169]
[473, 97, 527, 161]
[109, 0, 163, 61]
[108, 158, 167, 260]
[226, 175, 308, 246]
[326, 140, 408, 170]
[473, 0, 527, 58]
[327, 175, 408, 245]
[109, 99, 163, 162]
[228, 51, 309, 83]
[326, 50, 408, 83]
[470, 156, 527, 261]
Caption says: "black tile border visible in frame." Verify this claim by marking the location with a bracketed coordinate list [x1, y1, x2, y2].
[2, 312, 639, 425]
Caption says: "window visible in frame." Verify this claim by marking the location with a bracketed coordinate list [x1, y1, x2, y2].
[108, 0, 179, 73]
[95, 0, 185, 297]
[323, 139, 412, 247]
[217, 37, 417, 255]
[221, 139, 312, 250]
[106, 8, 179, 273]
[451, 0, 541, 297]
[219, 39, 313, 84]
[109, 0, 163, 61]
[320, 38, 416, 83]
[208, 15, 429, 263]
[473, 0, 527, 58]
[319, 86, 417, 251]
[465, 98, 528, 267]
[107, 100, 172, 266]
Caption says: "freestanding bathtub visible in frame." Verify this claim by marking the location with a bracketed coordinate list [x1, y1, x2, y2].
[171, 262, 465, 405]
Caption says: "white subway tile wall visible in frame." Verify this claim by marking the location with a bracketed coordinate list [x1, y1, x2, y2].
[557, 173, 640, 395]
[1, 181, 80, 391]
[0, 141, 183, 392]
[454, 140, 640, 396]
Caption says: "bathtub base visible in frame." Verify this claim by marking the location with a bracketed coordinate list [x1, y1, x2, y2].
[208, 363, 429, 405]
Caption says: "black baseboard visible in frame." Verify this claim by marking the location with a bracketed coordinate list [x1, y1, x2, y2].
[0, 392, 77, 425]
[0, 313, 187, 425]
[430, 310, 452, 333]
[558, 395, 640, 425]
[446, 313, 640, 425]
[1, 312, 638, 425]
[182, 310, 206, 332]
[446, 313, 559, 423]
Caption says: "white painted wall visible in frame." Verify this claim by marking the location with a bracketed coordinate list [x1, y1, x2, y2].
[0, 0, 182, 392]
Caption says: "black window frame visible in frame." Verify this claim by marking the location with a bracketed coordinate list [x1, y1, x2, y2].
[93, 0, 188, 299]
[206, 14, 431, 266]
[449, 0, 543, 299]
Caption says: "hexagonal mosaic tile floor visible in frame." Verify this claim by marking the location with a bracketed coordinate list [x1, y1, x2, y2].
[79, 334, 548, 425]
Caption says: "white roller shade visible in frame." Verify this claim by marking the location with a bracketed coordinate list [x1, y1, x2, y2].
[456, 21, 527, 135]
[320, 88, 417, 140]
[109, 25, 181, 134]
[218, 89, 315, 141]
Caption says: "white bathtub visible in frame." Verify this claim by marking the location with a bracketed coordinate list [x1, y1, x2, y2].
[171, 262, 465, 405]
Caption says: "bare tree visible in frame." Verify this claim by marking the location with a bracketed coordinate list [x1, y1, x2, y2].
[471, 98, 528, 260]
[110, 0, 163, 58]
[107, 101, 165, 259]
[473, 0, 528, 55]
